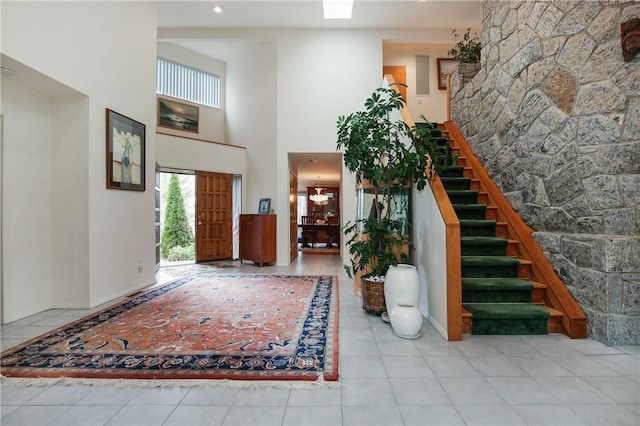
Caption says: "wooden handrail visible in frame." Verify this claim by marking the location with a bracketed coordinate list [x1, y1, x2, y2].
[443, 121, 587, 338]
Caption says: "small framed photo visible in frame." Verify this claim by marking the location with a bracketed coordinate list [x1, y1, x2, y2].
[157, 98, 199, 133]
[258, 198, 271, 215]
[106, 109, 145, 191]
[437, 58, 457, 90]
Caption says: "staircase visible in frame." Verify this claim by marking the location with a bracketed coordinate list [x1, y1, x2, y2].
[429, 123, 583, 336]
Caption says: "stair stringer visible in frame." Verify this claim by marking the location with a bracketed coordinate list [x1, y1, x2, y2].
[443, 121, 587, 338]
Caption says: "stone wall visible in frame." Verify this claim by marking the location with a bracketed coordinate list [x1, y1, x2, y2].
[451, 0, 640, 345]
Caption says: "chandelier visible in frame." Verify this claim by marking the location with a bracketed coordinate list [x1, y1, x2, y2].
[309, 178, 328, 204]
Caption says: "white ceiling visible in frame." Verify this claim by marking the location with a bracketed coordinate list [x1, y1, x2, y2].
[157, 0, 482, 190]
[157, 1, 482, 32]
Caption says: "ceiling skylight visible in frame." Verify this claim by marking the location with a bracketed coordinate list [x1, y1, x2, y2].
[323, 0, 354, 19]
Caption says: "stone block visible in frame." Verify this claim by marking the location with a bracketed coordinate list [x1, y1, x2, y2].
[575, 267, 622, 313]
[541, 134, 564, 155]
[508, 39, 542, 77]
[614, 61, 640, 97]
[597, 143, 640, 175]
[532, 231, 562, 254]
[543, 206, 577, 232]
[576, 154, 600, 178]
[622, 99, 640, 140]
[544, 164, 582, 204]
[577, 115, 622, 146]
[603, 208, 637, 236]
[530, 2, 563, 38]
[583, 175, 624, 210]
[621, 274, 640, 315]
[587, 8, 620, 43]
[557, 33, 597, 72]
[581, 41, 623, 85]
[541, 67, 577, 114]
[561, 237, 594, 268]
[553, 1, 601, 36]
[577, 216, 604, 234]
[542, 36, 566, 57]
[574, 81, 626, 116]
[521, 175, 550, 206]
[515, 90, 551, 131]
[549, 252, 578, 285]
[591, 236, 640, 273]
[605, 314, 640, 346]
[620, 175, 640, 206]
[502, 9, 518, 38]
[539, 105, 568, 132]
[507, 77, 527, 113]
[562, 195, 593, 218]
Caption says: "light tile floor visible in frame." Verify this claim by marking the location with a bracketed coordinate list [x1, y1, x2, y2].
[1, 255, 639, 426]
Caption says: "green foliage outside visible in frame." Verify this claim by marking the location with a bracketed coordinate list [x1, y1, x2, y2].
[164, 245, 195, 262]
[161, 174, 194, 260]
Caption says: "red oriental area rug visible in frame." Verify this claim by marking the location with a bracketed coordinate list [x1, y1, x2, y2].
[0, 274, 338, 381]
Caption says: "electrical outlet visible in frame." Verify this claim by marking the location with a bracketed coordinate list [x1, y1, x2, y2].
[137, 261, 143, 272]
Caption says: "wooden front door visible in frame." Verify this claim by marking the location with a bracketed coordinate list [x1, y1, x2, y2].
[195, 171, 232, 262]
[289, 170, 298, 262]
[383, 65, 407, 100]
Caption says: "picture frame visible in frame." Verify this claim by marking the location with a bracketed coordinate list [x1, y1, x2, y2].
[106, 109, 146, 191]
[437, 58, 457, 90]
[157, 98, 199, 133]
[258, 198, 271, 215]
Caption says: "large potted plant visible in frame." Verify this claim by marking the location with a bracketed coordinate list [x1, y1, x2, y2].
[336, 84, 448, 314]
[448, 28, 482, 85]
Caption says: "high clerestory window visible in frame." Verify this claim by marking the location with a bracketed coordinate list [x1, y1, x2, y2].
[156, 57, 220, 108]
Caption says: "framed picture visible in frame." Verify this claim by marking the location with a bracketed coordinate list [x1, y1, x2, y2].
[106, 109, 146, 191]
[157, 98, 199, 133]
[437, 58, 457, 90]
[258, 198, 271, 215]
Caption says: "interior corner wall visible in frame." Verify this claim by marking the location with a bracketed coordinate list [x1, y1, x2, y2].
[383, 43, 453, 124]
[1, 79, 54, 321]
[2, 2, 158, 315]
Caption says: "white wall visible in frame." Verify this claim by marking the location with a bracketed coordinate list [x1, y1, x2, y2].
[383, 43, 452, 124]
[224, 41, 278, 216]
[2, 2, 158, 318]
[157, 43, 226, 144]
[413, 184, 449, 339]
[156, 134, 246, 177]
[276, 30, 385, 264]
[1, 79, 54, 320]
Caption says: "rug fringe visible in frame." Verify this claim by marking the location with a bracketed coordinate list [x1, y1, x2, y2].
[0, 374, 342, 390]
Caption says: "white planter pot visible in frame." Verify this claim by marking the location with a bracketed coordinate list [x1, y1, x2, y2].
[384, 264, 419, 314]
[389, 304, 423, 339]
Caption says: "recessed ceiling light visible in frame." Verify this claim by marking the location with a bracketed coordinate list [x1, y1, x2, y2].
[213, 5, 223, 14]
[323, 0, 353, 19]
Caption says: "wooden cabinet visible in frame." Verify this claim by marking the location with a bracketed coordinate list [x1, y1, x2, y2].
[239, 214, 276, 266]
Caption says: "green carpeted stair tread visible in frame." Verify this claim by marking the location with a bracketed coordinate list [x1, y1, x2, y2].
[462, 277, 533, 291]
[441, 177, 472, 190]
[460, 219, 497, 237]
[461, 236, 508, 256]
[461, 256, 521, 266]
[461, 236, 508, 246]
[453, 204, 487, 219]
[447, 190, 479, 204]
[440, 166, 465, 178]
[463, 303, 550, 319]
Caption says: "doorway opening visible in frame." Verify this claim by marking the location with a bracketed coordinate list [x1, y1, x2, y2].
[159, 171, 196, 267]
[158, 169, 241, 267]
